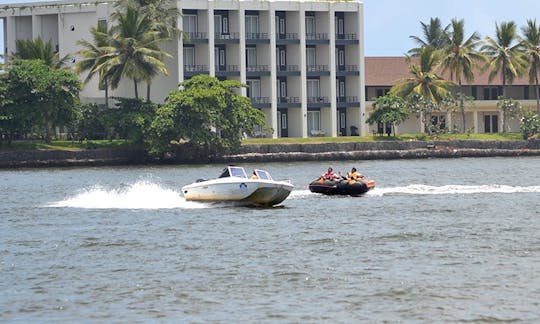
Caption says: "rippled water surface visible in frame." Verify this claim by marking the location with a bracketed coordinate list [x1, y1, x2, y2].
[1, 157, 540, 322]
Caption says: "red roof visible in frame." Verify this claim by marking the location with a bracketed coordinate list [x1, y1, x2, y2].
[365, 56, 531, 87]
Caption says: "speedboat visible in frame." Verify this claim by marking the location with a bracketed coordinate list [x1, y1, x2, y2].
[182, 166, 294, 206]
[309, 177, 376, 196]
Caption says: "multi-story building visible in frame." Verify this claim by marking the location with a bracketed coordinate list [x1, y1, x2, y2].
[365, 56, 537, 134]
[1, 0, 366, 138]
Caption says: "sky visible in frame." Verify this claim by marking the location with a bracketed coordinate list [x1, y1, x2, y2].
[1, 0, 540, 57]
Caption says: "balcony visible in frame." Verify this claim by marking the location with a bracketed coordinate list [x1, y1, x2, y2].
[215, 65, 240, 76]
[245, 32, 270, 44]
[246, 65, 271, 76]
[250, 97, 271, 108]
[306, 65, 330, 76]
[306, 33, 329, 44]
[184, 64, 209, 76]
[276, 64, 300, 76]
[276, 33, 300, 44]
[335, 33, 359, 45]
[215, 32, 240, 44]
[307, 96, 330, 107]
[337, 96, 360, 107]
[277, 96, 301, 108]
[183, 32, 208, 43]
[336, 65, 360, 76]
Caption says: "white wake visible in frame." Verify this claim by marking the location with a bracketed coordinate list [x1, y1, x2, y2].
[367, 184, 540, 197]
[49, 181, 208, 209]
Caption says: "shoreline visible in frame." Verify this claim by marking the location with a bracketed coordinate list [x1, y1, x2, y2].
[1, 140, 539, 168]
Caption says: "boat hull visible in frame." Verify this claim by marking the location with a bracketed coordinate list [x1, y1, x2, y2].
[309, 179, 375, 196]
[182, 178, 293, 206]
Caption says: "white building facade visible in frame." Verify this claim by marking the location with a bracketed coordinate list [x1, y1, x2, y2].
[1, 0, 366, 138]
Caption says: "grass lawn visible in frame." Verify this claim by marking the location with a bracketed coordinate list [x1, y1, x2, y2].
[242, 132, 523, 145]
[0, 133, 524, 151]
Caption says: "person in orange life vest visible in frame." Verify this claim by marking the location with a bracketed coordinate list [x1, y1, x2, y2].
[347, 167, 364, 181]
[322, 167, 338, 180]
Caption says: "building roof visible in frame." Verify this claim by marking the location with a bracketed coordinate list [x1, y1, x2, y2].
[365, 56, 531, 87]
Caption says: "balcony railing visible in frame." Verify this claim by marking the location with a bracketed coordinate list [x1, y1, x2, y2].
[335, 33, 357, 40]
[276, 33, 299, 40]
[184, 32, 207, 41]
[307, 96, 329, 104]
[337, 96, 359, 103]
[215, 32, 240, 40]
[250, 97, 271, 104]
[336, 65, 359, 72]
[245, 32, 269, 40]
[306, 65, 329, 72]
[246, 65, 270, 72]
[276, 65, 299, 72]
[215, 65, 239, 72]
[184, 64, 208, 73]
[277, 97, 301, 104]
[306, 33, 328, 41]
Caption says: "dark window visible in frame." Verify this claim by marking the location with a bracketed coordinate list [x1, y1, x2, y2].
[524, 86, 530, 100]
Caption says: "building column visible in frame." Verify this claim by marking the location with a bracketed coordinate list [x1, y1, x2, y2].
[239, 9, 246, 96]
[208, 5, 215, 77]
[357, 4, 368, 136]
[299, 9, 307, 138]
[6, 16, 16, 57]
[328, 9, 337, 137]
[446, 111, 452, 132]
[473, 110, 479, 133]
[32, 14, 41, 39]
[269, 8, 278, 138]
[177, 13, 184, 84]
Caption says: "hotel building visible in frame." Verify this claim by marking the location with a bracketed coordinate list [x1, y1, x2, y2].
[1, 0, 366, 138]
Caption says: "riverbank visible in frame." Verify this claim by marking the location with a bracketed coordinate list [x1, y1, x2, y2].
[1, 140, 540, 168]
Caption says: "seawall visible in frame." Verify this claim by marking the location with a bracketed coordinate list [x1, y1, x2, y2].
[1, 140, 540, 168]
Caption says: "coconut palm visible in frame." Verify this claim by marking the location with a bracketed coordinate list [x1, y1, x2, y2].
[482, 21, 527, 131]
[521, 19, 540, 113]
[409, 17, 450, 56]
[12, 37, 70, 68]
[114, 0, 180, 39]
[104, 6, 172, 101]
[440, 18, 486, 132]
[391, 46, 455, 103]
[75, 23, 113, 107]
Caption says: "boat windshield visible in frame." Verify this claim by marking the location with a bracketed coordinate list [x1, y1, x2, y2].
[254, 169, 273, 180]
[219, 166, 247, 178]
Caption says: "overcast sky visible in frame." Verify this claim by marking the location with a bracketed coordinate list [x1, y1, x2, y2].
[2, 0, 540, 57]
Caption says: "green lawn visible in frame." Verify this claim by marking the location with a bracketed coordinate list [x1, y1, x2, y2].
[0, 133, 524, 151]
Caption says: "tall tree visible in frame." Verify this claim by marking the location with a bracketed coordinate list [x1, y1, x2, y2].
[4, 59, 81, 143]
[482, 21, 527, 97]
[482, 21, 527, 132]
[12, 37, 70, 68]
[409, 17, 450, 56]
[440, 18, 486, 132]
[391, 47, 455, 133]
[104, 6, 171, 101]
[75, 23, 113, 107]
[521, 19, 540, 114]
[114, 0, 180, 39]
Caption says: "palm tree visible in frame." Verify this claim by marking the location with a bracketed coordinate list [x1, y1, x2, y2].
[103, 6, 171, 101]
[440, 18, 486, 132]
[75, 23, 113, 107]
[521, 19, 540, 114]
[12, 37, 70, 68]
[409, 17, 450, 56]
[482, 21, 527, 131]
[391, 46, 456, 133]
[114, 0, 180, 40]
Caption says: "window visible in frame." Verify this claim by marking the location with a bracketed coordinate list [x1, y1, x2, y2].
[306, 46, 316, 68]
[97, 19, 107, 30]
[246, 79, 261, 98]
[430, 115, 446, 130]
[305, 14, 315, 38]
[214, 13, 229, 35]
[183, 47, 195, 68]
[483, 87, 500, 100]
[337, 79, 346, 98]
[335, 13, 344, 37]
[376, 88, 390, 98]
[281, 112, 287, 129]
[307, 78, 320, 99]
[278, 79, 287, 99]
[246, 46, 257, 68]
[245, 15, 259, 38]
[336, 46, 345, 67]
[484, 114, 499, 133]
[307, 110, 321, 133]
[183, 14, 197, 35]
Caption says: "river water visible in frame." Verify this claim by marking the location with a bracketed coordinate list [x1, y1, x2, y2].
[1, 157, 540, 322]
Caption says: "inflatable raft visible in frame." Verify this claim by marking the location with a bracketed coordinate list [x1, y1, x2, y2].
[309, 177, 376, 196]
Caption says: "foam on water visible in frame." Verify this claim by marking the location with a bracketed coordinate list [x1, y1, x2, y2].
[367, 184, 540, 197]
[49, 181, 208, 209]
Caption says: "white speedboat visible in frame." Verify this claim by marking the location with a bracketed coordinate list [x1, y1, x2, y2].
[181, 166, 294, 206]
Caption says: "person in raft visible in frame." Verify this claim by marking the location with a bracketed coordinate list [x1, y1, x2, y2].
[347, 167, 365, 181]
[322, 167, 339, 180]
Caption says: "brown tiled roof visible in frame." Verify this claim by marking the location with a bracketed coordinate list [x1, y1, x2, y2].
[365, 56, 531, 87]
